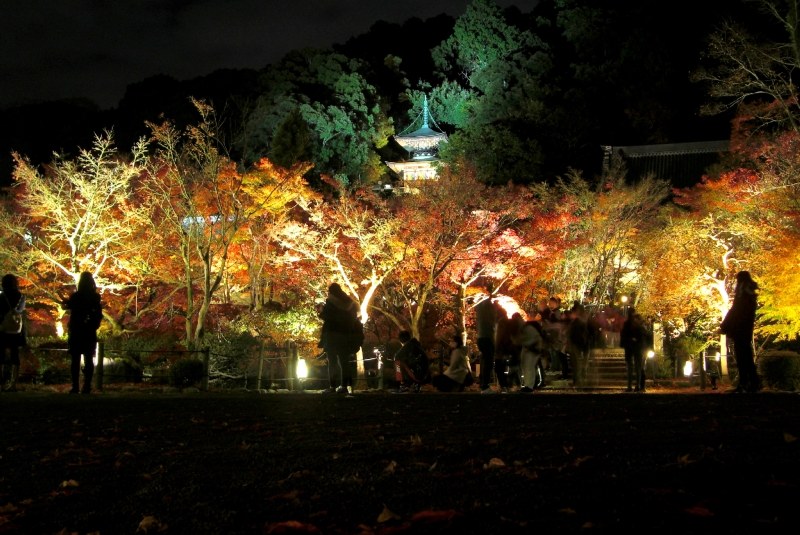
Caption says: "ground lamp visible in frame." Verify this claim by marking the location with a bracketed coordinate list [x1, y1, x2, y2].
[296, 357, 308, 390]
[374, 347, 384, 390]
[647, 350, 656, 386]
[683, 360, 693, 378]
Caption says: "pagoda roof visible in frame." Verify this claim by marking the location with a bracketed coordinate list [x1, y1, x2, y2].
[395, 94, 448, 148]
[397, 125, 448, 140]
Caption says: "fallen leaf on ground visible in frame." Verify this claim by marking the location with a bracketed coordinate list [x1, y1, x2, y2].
[60, 480, 79, 488]
[582, 522, 594, 529]
[784, 432, 797, 444]
[573, 456, 594, 467]
[137, 515, 168, 532]
[410, 434, 422, 446]
[383, 461, 397, 474]
[684, 506, 714, 516]
[558, 508, 577, 515]
[0, 503, 18, 513]
[409, 510, 459, 523]
[377, 505, 401, 523]
[487, 458, 505, 469]
[267, 520, 321, 533]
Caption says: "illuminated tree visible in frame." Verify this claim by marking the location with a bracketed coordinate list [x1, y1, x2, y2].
[2, 133, 149, 329]
[533, 164, 670, 308]
[276, 181, 404, 374]
[374, 165, 531, 341]
[143, 101, 313, 349]
[244, 49, 394, 184]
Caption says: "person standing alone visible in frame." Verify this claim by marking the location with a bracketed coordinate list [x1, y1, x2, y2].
[721, 271, 760, 393]
[620, 309, 648, 393]
[63, 272, 103, 394]
[319, 283, 361, 394]
[0, 274, 25, 392]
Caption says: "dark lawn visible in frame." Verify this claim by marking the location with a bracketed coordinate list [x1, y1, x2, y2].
[0, 391, 798, 534]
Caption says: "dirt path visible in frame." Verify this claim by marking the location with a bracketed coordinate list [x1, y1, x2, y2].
[0, 391, 798, 534]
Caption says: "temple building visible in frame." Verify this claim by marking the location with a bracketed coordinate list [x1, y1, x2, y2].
[386, 96, 448, 182]
[602, 140, 729, 188]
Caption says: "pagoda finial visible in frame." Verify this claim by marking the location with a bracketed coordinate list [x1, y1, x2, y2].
[422, 95, 429, 128]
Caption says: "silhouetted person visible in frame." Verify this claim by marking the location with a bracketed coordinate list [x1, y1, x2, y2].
[319, 283, 360, 394]
[721, 271, 760, 393]
[564, 304, 589, 384]
[475, 288, 501, 394]
[511, 313, 543, 393]
[432, 334, 473, 392]
[0, 274, 25, 392]
[63, 272, 103, 394]
[620, 309, 648, 392]
[496, 313, 521, 389]
[393, 330, 429, 393]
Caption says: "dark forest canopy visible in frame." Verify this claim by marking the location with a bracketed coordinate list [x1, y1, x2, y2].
[0, 0, 771, 188]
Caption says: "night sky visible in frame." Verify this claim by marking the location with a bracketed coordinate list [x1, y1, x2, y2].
[0, 0, 538, 110]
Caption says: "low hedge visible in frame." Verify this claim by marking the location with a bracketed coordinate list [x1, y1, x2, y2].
[758, 351, 800, 391]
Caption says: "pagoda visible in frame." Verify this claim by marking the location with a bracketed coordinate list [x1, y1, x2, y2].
[386, 96, 448, 181]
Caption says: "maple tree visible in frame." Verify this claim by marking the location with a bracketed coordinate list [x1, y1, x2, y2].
[1, 133, 150, 333]
[374, 164, 531, 341]
[276, 180, 404, 375]
[142, 101, 312, 350]
[530, 164, 669, 309]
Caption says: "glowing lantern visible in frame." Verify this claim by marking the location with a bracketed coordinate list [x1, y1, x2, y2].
[683, 361, 693, 377]
[296, 358, 308, 379]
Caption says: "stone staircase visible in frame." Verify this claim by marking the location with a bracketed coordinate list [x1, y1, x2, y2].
[578, 348, 628, 388]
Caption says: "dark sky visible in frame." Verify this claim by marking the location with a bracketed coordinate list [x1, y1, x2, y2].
[0, 0, 538, 110]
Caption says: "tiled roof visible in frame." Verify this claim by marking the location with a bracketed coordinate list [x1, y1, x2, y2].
[602, 140, 729, 187]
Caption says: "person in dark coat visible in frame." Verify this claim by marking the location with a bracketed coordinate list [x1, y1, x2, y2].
[721, 271, 760, 393]
[319, 283, 360, 394]
[496, 313, 521, 389]
[564, 304, 589, 385]
[620, 309, 648, 392]
[474, 288, 502, 394]
[392, 330, 429, 393]
[62, 272, 103, 394]
[0, 274, 25, 392]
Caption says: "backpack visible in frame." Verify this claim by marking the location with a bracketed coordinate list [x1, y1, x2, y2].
[344, 317, 365, 354]
[1, 294, 23, 334]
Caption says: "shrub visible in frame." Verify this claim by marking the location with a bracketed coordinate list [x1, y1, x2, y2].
[168, 358, 205, 388]
[758, 352, 800, 391]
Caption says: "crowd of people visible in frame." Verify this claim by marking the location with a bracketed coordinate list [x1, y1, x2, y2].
[317, 272, 760, 395]
[0, 271, 759, 394]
